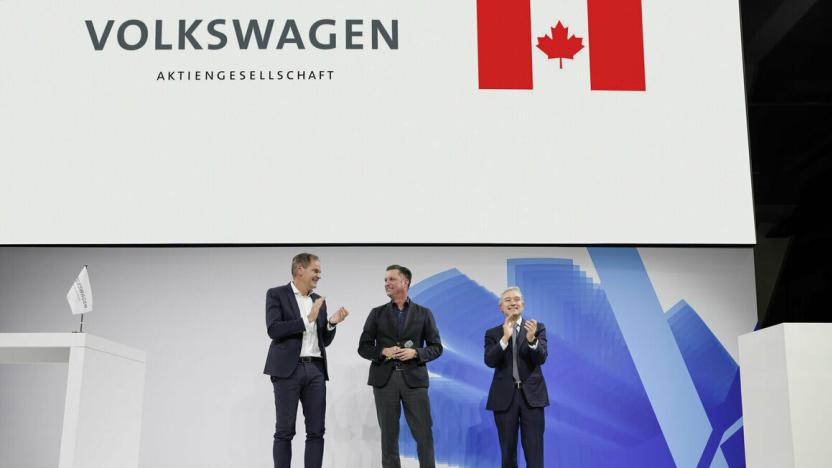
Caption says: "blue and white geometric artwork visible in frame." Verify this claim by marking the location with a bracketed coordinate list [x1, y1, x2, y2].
[402, 248, 747, 468]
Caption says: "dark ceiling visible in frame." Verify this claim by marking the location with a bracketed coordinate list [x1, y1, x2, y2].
[741, 0, 832, 325]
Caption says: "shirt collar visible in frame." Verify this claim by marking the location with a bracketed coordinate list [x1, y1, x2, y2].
[391, 297, 411, 309]
[290, 281, 311, 297]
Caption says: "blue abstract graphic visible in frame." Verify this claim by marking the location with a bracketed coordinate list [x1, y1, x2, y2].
[401, 248, 746, 468]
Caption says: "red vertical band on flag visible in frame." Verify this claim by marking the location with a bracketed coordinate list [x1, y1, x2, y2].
[476, 0, 533, 90]
[587, 0, 646, 91]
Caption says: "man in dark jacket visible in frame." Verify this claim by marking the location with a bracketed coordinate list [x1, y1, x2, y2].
[358, 265, 443, 468]
[484, 286, 549, 468]
[264, 253, 349, 468]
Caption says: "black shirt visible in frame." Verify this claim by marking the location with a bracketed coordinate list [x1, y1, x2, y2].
[393, 297, 410, 336]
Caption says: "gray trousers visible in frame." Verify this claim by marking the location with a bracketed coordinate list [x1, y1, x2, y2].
[373, 370, 436, 468]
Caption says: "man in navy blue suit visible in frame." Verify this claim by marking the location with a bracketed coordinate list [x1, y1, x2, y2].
[484, 287, 549, 468]
[263, 253, 349, 468]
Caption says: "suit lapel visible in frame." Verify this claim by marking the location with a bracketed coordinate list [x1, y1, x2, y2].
[401, 300, 416, 340]
[311, 292, 321, 326]
[382, 303, 397, 338]
[310, 292, 326, 349]
[285, 283, 302, 320]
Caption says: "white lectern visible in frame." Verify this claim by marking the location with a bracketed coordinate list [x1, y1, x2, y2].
[0, 333, 146, 468]
[739, 323, 832, 468]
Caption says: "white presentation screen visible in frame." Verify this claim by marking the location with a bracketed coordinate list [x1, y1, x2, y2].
[0, 0, 754, 244]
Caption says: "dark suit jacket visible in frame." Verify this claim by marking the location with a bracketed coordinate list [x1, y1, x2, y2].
[484, 319, 549, 411]
[263, 283, 336, 380]
[357, 300, 443, 388]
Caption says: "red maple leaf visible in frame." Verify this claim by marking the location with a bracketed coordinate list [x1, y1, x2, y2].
[536, 21, 585, 69]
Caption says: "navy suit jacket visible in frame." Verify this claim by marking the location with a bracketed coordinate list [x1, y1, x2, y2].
[263, 283, 336, 380]
[484, 319, 550, 411]
[357, 301, 443, 388]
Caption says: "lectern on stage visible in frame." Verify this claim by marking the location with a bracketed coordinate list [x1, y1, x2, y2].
[740, 323, 832, 468]
[0, 333, 146, 468]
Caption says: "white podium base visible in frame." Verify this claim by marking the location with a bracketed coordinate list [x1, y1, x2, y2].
[739, 323, 832, 468]
[0, 333, 146, 468]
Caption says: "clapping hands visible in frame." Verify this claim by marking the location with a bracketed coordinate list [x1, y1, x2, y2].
[329, 306, 349, 325]
[524, 319, 539, 343]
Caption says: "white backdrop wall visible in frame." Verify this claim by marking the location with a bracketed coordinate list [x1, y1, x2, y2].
[0, 247, 756, 467]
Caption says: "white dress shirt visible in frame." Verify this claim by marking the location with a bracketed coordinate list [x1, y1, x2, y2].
[499, 317, 539, 350]
[292, 282, 323, 358]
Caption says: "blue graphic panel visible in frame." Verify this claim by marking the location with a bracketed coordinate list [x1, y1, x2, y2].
[587, 248, 712, 467]
[401, 249, 747, 467]
[720, 425, 745, 468]
[667, 301, 745, 467]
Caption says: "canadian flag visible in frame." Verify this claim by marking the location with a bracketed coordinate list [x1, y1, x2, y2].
[476, 0, 646, 91]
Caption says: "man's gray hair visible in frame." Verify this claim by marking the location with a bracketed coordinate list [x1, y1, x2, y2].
[498, 287, 524, 305]
[291, 253, 319, 277]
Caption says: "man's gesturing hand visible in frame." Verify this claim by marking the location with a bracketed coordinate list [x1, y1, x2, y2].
[502, 315, 517, 342]
[394, 348, 418, 361]
[383, 346, 401, 360]
[329, 306, 349, 325]
[308, 297, 325, 323]
[524, 319, 539, 343]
